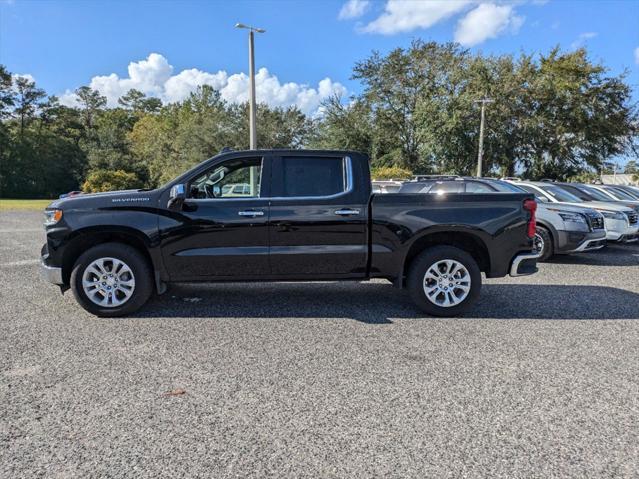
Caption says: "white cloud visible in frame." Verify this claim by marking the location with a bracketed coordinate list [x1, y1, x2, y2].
[454, 3, 524, 47]
[12, 73, 35, 83]
[58, 53, 346, 115]
[338, 0, 370, 20]
[635, 47, 639, 65]
[362, 0, 472, 35]
[570, 31, 597, 49]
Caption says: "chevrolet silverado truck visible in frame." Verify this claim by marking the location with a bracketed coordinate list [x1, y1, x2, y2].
[41, 149, 539, 317]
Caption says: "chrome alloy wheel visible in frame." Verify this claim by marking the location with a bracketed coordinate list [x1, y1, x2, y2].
[422, 259, 471, 307]
[534, 233, 545, 255]
[82, 257, 136, 307]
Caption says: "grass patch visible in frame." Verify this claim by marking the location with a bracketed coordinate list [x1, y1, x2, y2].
[0, 199, 54, 211]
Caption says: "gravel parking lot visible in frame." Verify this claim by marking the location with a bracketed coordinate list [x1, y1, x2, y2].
[1, 210, 638, 478]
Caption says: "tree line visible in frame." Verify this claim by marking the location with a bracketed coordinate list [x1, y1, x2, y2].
[1, 41, 637, 198]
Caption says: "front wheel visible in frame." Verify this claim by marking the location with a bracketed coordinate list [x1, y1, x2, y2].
[70, 243, 153, 317]
[407, 246, 482, 317]
[534, 226, 553, 262]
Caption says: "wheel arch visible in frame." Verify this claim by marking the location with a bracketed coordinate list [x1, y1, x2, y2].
[61, 227, 162, 291]
[399, 230, 491, 287]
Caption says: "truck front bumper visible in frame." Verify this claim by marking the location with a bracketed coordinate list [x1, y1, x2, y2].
[40, 259, 63, 284]
[509, 250, 541, 277]
[40, 244, 64, 285]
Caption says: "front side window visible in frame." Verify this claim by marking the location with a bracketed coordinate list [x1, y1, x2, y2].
[190, 158, 262, 199]
[278, 156, 347, 197]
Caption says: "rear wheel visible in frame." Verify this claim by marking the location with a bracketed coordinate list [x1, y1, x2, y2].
[70, 243, 153, 317]
[534, 226, 553, 262]
[407, 246, 481, 317]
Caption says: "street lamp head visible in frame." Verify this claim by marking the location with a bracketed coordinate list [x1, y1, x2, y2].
[235, 22, 266, 33]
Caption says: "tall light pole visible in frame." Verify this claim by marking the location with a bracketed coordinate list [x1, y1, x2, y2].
[235, 23, 265, 150]
[474, 97, 493, 177]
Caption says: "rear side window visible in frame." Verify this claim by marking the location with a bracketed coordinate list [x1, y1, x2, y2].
[278, 156, 347, 197]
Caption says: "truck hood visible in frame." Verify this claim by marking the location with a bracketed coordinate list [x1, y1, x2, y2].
[47, 189, 160, 210]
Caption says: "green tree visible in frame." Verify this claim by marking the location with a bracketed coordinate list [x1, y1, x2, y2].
[370, 165, 413, 180]
[118, 89, 162, 114]
[13, 76, 46, 135]
[311, 95, 373, 156]
[75, 86, 106, 128]
[82, 169, 142, 192]
[0, 65, 15, 119]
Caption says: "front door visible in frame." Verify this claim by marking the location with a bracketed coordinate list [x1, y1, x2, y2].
[161, 155, 271, 280]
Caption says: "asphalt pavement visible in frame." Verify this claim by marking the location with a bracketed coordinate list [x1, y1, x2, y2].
[1, 210, 638, 478]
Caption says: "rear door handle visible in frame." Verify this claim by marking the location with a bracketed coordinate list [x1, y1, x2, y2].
[238, 210, 265, 217]
[334, 209, 360, 216]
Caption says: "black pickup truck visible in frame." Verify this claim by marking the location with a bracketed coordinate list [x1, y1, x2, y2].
[41, 149, 539, 317]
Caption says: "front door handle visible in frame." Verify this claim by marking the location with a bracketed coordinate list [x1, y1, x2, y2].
[238, 210, 264, 217]
[334, 209, 360, 216]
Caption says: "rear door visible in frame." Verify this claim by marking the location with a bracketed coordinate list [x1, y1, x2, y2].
[268, 153, 368, 278]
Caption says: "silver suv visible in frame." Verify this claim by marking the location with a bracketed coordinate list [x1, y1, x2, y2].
[508, 181, 638, 244]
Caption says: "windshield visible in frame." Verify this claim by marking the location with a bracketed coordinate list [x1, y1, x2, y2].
[538, 185, 583, 203]
[580, 186, 615, 201]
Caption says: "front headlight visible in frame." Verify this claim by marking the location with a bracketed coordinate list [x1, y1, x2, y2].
[44, 209, 63, 226]
[599, 210, 625, 221]
[556, 212, 587, 224]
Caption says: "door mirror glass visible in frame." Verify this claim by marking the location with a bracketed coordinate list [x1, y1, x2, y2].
[168, 184, 186, 210]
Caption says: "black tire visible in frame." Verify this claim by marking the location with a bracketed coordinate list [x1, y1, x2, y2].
[534, 226, 553, 262]
[407, 246, 481, 317]
[70, 242, 153, 317]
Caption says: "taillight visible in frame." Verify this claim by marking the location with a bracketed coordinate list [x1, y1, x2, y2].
[523, 199, 537, 238]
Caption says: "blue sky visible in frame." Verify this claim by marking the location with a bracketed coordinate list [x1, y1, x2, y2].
[1, 0, 638, 114]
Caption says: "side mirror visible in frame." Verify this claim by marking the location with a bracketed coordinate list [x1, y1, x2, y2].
[168, 184, 186, 210]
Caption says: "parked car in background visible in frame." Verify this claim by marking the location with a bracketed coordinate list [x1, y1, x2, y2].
[400, 177, 606, 261]
[220, 183, 253, 197]
[371, 180, 402, 194]
[506, 180, 639, 243]
[607, 184, 639, 200]
[587, 184, 639, 204]
[604, 184, 639, 198]
[552, 182, 639, 214]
